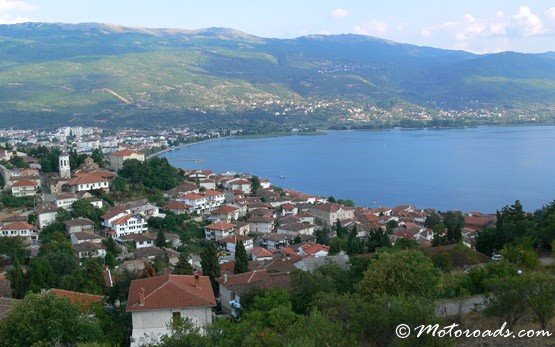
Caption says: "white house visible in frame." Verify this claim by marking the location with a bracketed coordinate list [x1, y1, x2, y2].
[248, 216, 275, 234]
[67, 173, 109, 193]
[219, 234, 254, 253]
[310, 203, 355, 225]
[10, 179, 39, 197]
[36, 204, 60, 229]
[179, 193, 208, 214]
[276, 223, 315, 236]
[0, 222, 38, 245]
[55, 193, 78, 210]
[126, 274, 216, 347]
[251, 247, 274, 261]
[204, 221, 236, 241]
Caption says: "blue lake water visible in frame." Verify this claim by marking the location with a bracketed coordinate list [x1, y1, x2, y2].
[162, 126, 555, 213]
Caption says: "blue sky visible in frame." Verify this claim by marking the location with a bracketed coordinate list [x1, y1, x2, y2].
[1, 0, 554, 53]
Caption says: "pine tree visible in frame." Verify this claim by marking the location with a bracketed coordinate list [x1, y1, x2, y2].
[201, 242, 221, 293]
[234, 240, 249, 274]
[173, 252, 194, 275]
[156, 230, 167, 248]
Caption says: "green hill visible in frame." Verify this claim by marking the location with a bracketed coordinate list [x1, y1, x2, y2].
[0, 22, 554, 129]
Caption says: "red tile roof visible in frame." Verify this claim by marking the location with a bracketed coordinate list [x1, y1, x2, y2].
[1, 221, 36, 231]
[162, 201, 192, 210]
[127, 274, 216, 312]
[299, 243, 330, 256]
[219, 234, 252, 244]
[11, 179, 38, 187]
[112, 214, 134, 225]
[216, 269, 270, 286]
[68, 173, 108, 186]
[181, 193, 205, 200]
[252, 247, 274, 258]
[205, 221, 236, 231]
[202, 189, 224, 196]
[49, 289, 103, 310]
[110, 149, 143, 157]
[211, 205, 238, 214]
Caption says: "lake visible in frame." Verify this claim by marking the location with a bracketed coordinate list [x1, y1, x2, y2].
[161, 126, 555, 213]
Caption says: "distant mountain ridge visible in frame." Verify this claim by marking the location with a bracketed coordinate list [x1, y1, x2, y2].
[0, 22, 553, 129]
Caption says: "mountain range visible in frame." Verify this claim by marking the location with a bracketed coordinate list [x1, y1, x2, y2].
[0, 22, 554, 129]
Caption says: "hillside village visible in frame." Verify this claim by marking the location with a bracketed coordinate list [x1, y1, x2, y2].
[0, 127, 553, 346]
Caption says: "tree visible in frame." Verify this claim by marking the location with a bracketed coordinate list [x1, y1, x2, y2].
[525, 272, 555, 330]
[443, 210, 464, 243]
[357, 249, 440, 299]
[424, 213, 441, 228]
[155, 230, 167, 248]
[315, 227, 330, 245]
[91, 148, 105, 167]
[327, 196, 336, 203]
[484, 274, 531, 329]
[431, 223, 448, 247]
[234, 240, 249, 274]
[200, 242, 221, 294]
[249, 175, 261, 192]
[367, 228, 391, 252]
[173, 252, 194, 275]
[335, 220, 347, 238]
[0, 293, 102, 346]
[500, 244, 540, 269]
[0, 236, 28, 264]
[6, 264, 28, 299]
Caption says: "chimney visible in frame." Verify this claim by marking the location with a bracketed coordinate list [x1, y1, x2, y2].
[139, 287, 145, 306]
[194, 273, 200, 287]
[223, 274, 228, 283]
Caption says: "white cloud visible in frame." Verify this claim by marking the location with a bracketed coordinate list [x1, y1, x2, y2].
[511, 6, 547, 36]
[0, 0, 36, 24]
[330, 8, 349, 19]
[0, 14, 28, 24]
[353, 20, 388, 35]
[419, 6, 555, 52]
[0, 0, 36, 12]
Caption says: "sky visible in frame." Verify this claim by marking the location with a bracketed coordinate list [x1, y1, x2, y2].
[1, 0, 555, 53]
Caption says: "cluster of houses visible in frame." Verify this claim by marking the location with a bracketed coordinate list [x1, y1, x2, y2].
[0, 149, 497, 346]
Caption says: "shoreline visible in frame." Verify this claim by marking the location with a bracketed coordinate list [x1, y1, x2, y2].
[147, 137, 231, 159]
[150, 123, 555, 159]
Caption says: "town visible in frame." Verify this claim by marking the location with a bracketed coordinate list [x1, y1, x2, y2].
[0, 126, 552, 346]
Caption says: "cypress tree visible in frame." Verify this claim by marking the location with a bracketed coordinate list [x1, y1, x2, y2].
[155, 230, 167, 248]
[173, 252, 194, 275]
[201, 242, 221, 293]
[234, 240, 249, 274]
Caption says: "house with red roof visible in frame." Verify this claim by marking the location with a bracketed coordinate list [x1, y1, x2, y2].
[310, 203, 355, 225]
[210, 205, 239, 223]
[0, 221, 38, 244]
[67, 173, 109, 193]
[219, 234, 254, 253]
[225, 178, 252, 194]
[162, 200, 192, 215]
[10, 179, 39, 197]
[298, 243, 330, 257]
[109, 149, 145, 171]
[178, 193, 208, 214]
[204, 221, 236, 241]
[201, 189, 226, 209]
[47, 289, 103, 311]
[251, 246, 274, 261]
[216, 270, 290, 312]
[126, 273, 216, 347]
